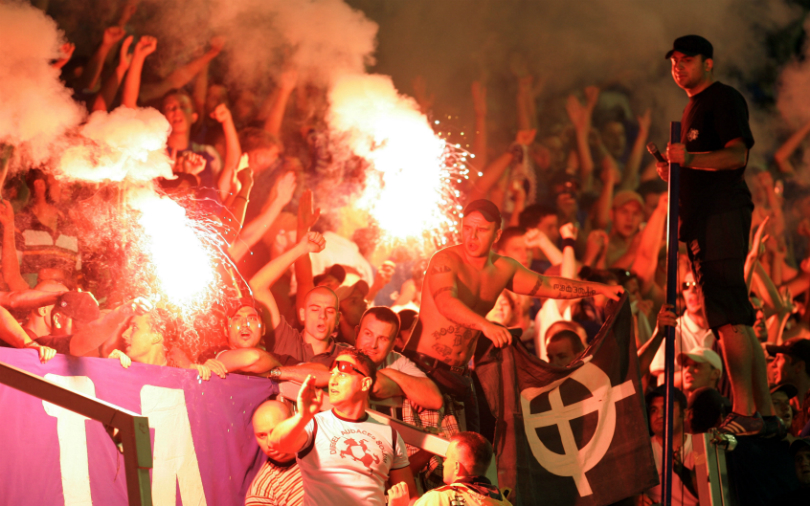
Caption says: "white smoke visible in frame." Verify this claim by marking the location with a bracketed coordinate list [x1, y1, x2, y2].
[777, 16, 810, 129]
[58, 107, 173, 182]
[0, 1, 85, 167]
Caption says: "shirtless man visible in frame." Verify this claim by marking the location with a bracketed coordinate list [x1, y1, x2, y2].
[404, 199, 623, 425]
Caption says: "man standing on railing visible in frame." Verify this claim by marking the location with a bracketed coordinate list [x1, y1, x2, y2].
[656, 35, 776, 436]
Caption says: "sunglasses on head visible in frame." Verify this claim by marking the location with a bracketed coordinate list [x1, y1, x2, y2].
[682, 281, 698, 291]
[333, 360, 367, 378]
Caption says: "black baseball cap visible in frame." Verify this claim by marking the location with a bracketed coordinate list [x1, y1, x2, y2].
[665, 35, 713, 60]
[790, 437, 810, 457]
[313, 264, 346, 286]
[766, 338, 810, 365]
[463, 199, 502, 224]
[54, 291, 100, 324]
[770, 382, 799, 399]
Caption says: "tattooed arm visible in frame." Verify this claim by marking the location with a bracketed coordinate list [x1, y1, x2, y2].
[427, 252, 513, 348]
[510, 260, 623, 300]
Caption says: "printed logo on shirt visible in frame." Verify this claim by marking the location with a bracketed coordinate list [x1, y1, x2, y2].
[687, 128, 699, 142]
[330, 428, 388, 474]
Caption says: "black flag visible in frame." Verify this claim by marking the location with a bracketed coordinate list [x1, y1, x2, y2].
[475, 295, 657, 506]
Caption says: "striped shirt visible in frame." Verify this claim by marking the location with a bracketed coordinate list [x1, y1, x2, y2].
[245, 458, 303, 506]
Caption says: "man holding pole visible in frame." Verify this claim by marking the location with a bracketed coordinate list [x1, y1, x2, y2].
[657, 35, 776, 436]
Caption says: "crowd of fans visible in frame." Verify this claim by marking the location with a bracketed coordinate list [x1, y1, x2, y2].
[3, 1, 810, 505]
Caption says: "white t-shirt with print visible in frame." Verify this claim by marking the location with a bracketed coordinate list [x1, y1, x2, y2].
[297, 409, 410, 506]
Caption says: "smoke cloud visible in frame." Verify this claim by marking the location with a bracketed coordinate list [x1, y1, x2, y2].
[0, 1, 85, 167]
[58, 106, 173, 182]
[777, 16, 810, 130]
[349, 0, 800, 154]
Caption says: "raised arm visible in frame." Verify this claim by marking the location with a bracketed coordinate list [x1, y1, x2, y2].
[566, 87, 599, 193]
[250, 231, 325, 329]
[210, 104, 242, 197]
[139, 36, 226, 104]
[591, 151, 616, 231]
[468, 130, 535, 202]
[294, 190, 321, 318]
[229, 170, 295, 262]
[621, 109, 651, 191]
[92, 35, 133, 112]
[629, 193, 667, 295]
[263, 69, 297, 137]
[267, 375, 322, 455]
[471, 81, 488, 170]
[0, 200, 28, 291]
[773, 119, 810, 175]
[78, 26, 126, 93]
[121, 35, 157, 109]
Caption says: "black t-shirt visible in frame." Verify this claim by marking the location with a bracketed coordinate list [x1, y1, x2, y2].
[679, 81, 754, 238]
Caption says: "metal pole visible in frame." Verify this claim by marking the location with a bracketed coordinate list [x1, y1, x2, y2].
[0, 360, 153, 506]
[662, 121, 682, 506]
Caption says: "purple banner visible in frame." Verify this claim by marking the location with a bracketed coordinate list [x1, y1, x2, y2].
[0, 347, 276, 506]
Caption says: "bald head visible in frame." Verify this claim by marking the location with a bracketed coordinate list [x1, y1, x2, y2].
[253, 400, 294, 461]
[253, 399, 292, 426]
[300, 286, 340, 342]
[304, 286, 339, 308]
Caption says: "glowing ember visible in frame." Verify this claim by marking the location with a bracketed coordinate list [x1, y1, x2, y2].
[128, 189, 221, 313]
[328, 74, 463, 244]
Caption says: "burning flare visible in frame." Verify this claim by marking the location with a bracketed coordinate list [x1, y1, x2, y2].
[328, 74, 463, 244]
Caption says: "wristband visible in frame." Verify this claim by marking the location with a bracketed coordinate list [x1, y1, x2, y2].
[561, 238, 576, 250]
[269, 368, 282, 380]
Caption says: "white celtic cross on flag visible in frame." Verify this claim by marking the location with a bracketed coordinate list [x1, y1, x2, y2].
[520, 362, 636, 496]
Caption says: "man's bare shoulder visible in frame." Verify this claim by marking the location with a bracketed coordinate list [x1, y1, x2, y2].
[428, 245, 463, 271]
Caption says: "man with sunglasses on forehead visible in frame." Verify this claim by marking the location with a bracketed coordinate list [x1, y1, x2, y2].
[403, 199, 624, 431]
[268, 348, 417, 506]
[657, 35, 776, 435]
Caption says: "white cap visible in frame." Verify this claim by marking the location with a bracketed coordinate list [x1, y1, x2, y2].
[677, 346, 723, 372]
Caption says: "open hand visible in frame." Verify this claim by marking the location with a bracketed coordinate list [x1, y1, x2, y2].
[297, 375, 324, 419]
[109, 349, 132, 368]
[202, 359, 227, 379]
[482, 321, 512, 348]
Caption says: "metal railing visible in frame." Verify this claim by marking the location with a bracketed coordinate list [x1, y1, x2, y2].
[0, 360, 153, 506]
